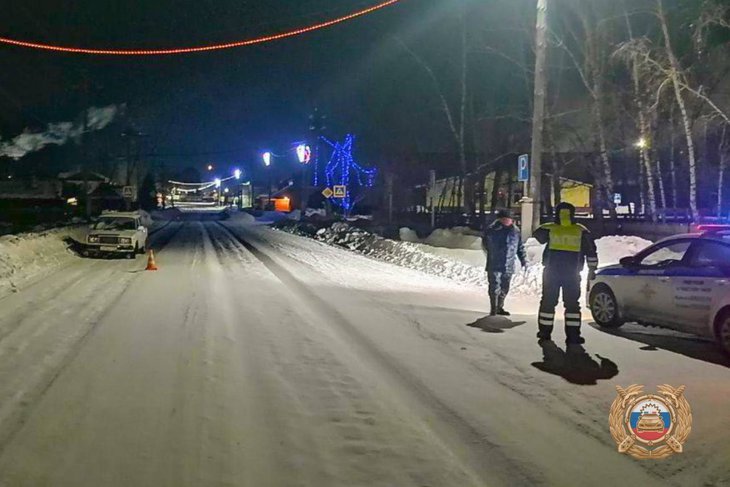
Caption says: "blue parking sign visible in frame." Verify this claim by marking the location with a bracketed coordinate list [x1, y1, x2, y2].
[518, 154, 529, 182]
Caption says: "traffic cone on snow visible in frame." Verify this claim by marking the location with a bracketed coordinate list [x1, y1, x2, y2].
[145, 249, 158, 271]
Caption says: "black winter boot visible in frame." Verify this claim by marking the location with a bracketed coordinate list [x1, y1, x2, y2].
[489, 295, 497, 316]
[536, 325, 553, 341]
[565, 327, 585, 345]
[496, 295, 510, 315]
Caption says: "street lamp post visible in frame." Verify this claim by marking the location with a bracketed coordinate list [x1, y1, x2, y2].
[263, 152, 273, 210]
[297, 144, 311, 216]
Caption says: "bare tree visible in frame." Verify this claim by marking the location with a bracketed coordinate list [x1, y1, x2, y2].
[553, 0, 617, 218]
[395, 7, 472, 215]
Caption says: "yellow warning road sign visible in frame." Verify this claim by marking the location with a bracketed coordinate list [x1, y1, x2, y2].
[322, 187, 334, 198]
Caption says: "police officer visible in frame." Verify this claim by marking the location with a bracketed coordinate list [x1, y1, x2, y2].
[533, 202, 598, 344]
[483, 209, 527, 316]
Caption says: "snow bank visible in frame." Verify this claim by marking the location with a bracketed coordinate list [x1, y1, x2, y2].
[0, 226, 85, 297]
[415, 226, 483, 250]
[399, 227, 420, 243]
[279, 222, 654, 296]
[138, 210, 153, 227]
[595, 235, 652, 265]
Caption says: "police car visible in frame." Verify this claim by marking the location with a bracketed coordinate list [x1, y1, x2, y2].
[589, 228, 730, 356]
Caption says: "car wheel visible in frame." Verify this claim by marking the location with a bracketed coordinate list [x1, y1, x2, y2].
[589, 284, 624, 328]
[714, 310, 730, 357]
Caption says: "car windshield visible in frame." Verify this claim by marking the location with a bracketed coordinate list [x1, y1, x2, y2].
[92, 217, 136, 231]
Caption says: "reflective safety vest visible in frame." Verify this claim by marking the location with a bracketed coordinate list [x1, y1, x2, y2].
[542, 223, 584, 252]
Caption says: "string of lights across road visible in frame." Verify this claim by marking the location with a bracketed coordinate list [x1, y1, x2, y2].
[0, 0, 401, 56]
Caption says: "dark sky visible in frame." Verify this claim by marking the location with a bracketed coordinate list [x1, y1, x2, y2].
[0, 0, 458, 177]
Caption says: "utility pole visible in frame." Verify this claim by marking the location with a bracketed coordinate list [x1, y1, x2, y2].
[309, 107, 327, 215]
[524, 0, 549, 239]
[79, 75, 93, 220]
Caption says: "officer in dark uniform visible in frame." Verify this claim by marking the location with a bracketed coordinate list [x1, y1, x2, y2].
[483, 209, 527, 316]
[533, 202, 598, 344]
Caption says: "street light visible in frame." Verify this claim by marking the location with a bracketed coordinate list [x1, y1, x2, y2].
[234, 169, 242, 179]
[214, 178, 221, 188]
[296, 144, 311, 164]
[207, 164, 214, 171]
[263, 151, 272, 167]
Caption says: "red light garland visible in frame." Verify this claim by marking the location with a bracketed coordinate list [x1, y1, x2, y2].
[0, 0, 400, 56]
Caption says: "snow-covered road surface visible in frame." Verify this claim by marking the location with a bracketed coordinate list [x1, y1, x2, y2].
[0, 215, 728, 486]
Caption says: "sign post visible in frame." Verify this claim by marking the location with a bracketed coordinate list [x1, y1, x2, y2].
[518, 154, 530, 194]
[429, 170, 436, 229]
[518, 155, 532, 242]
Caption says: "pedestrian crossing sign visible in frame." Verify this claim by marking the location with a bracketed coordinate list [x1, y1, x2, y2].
[333, 185, 347, 198]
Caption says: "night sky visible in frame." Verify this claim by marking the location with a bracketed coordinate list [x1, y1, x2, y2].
[0, 0, 458, 177]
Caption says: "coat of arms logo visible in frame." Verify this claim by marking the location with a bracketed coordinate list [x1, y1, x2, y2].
[609, 384, 692, 459]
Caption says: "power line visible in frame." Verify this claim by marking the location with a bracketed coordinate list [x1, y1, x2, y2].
[0, 0, 401, 56]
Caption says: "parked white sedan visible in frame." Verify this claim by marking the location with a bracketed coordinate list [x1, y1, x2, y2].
[589, 230, 730, 355]
[85, 212, 148, 258]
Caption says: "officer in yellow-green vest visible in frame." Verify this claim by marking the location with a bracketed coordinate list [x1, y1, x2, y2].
[533, 202, 598, 344]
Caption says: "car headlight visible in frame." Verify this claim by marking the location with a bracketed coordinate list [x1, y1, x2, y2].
[88, 235, 99, 243]
[119, 237, 132, 245]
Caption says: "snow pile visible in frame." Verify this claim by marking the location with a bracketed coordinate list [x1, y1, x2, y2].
[0, 227, 85, 297]
[291, 222, 539, 294]
[399, 227, 420, 243]
[422, 226, 483, 250]
[279, 221, 655, 296]
[138, 210, 153, 227]
[595, 235, 652, 265]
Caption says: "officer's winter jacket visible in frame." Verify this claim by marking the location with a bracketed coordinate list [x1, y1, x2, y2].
[482, 220, 527, 273]
[533, 202, 598, 272]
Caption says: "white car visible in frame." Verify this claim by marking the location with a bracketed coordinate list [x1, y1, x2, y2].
[85, 212, 148, 258]
[589, 230, 730, 355]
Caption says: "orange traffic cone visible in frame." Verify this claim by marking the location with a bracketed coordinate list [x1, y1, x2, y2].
[145, 249, 158, 271]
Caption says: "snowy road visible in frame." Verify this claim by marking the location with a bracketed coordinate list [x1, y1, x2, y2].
[0, 214, 728, 486]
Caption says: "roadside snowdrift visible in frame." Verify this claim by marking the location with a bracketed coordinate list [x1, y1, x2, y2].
[0, 226, 86, 297]
[277, 221, 652, 295]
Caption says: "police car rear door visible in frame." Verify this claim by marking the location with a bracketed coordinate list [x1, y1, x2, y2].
[668, 239, 730, 334]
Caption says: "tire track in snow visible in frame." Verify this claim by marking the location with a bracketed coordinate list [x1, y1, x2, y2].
[215, 221, 538, 487]
[0, 222, 187, 456]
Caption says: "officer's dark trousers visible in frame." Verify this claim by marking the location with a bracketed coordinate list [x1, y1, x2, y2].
[488, 271, 512, 310]
[538, 267, 581, 330]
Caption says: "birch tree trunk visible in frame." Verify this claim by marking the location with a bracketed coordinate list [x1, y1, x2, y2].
[658, 0, 698, 220]
[625, 4, 657, 220]
[656, 155, 667, 210]
[669, 109, 678, 207]
[719, 126, 728, 217]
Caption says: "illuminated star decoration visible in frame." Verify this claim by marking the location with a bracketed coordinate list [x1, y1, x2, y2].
[322, 134, 377, 213]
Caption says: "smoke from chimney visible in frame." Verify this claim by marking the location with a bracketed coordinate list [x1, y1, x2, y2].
[0, 105, 119, 160]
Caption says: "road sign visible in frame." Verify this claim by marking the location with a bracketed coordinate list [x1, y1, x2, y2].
[322, 187, 334, 198]
[333, 185, 347, 198]
[613, 193, 622, 205]
[518, 154, 529, 182]
[122, 186, 136, 199]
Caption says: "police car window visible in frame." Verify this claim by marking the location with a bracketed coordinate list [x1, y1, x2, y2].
[639, 241, 691, 267]
[691, 242, 730, 267]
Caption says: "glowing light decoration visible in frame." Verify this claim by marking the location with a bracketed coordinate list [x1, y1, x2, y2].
[296, 144, 312, 164]
[322, 134, 376, 213]
[0, 0, 400, 56]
